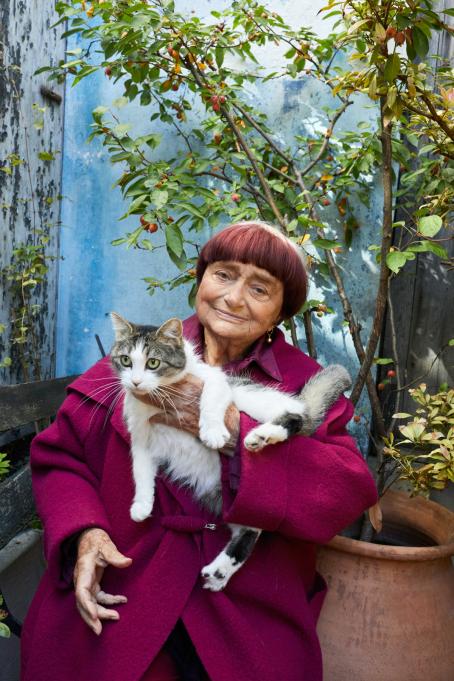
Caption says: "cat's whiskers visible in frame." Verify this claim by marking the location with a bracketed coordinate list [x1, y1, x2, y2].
[156, 384, 194, 404]
[74, 380, 123, 414]
[147, 387, 168, 419]
[102, 387, 127, 431]
[87, 385, 125, 429]
[149, 387, 185, 429]
[155, 388, 182, 426]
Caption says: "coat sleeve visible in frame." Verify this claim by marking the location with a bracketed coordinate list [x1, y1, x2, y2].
[222, 395, 378, 544]
[30, 391, 112, 588]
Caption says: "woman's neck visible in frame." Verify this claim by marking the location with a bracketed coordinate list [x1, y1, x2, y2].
[202, 327, 253, 366]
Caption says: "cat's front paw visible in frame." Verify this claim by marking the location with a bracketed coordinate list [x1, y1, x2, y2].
[199, 423, 231, 450]
[201, 553, 235, 592]
[130, 499, 153, 522]
[244, 423, 288, 452]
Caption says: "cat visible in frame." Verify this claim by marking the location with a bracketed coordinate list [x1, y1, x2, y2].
[110, 313, 351, 591]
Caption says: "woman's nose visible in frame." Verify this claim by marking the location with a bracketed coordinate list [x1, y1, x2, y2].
[224, 280, 245, 307]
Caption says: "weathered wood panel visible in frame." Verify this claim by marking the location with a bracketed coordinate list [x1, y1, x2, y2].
[0, 466, 35, 550]
[0, 375, 78, 431]
[0, 0, 66, 384]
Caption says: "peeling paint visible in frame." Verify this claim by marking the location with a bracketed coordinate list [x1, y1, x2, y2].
[0, 0, 66, 384]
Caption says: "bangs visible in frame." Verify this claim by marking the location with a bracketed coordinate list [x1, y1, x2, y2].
[196, 222, 308, 319]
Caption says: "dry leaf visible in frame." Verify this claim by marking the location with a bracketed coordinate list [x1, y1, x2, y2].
[368, 501, 383, 532]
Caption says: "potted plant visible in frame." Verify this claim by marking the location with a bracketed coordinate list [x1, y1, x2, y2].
[316, 384, 454, 681]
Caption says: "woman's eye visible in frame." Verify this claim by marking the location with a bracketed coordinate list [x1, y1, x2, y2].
[251, 286, 268, 296]
[214, 270, 230, 281]
[146, 358, 161, 370]
[120, 355, 132, 367]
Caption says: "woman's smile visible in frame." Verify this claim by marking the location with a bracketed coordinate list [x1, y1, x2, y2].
[213, 307, 248, 322]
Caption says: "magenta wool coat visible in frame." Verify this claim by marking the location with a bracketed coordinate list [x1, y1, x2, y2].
[21, 316, 378, 681]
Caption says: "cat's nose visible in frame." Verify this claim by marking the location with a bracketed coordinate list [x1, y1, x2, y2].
[132, 379, 141, 387]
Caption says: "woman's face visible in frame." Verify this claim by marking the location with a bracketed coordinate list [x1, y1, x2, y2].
[195, 260, 284, 347]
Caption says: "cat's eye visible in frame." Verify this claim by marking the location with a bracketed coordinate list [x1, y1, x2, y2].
[146, 358, 161, 370]
[120, 355, 132, 368]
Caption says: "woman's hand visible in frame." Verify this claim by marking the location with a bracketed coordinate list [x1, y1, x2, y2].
[134, 374, 240, 451]
[74, 528, 132, 635]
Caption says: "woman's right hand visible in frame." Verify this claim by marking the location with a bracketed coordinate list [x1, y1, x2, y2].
[74, 527, 132, 635]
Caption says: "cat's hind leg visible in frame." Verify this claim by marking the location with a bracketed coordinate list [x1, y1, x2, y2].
[201, 525, 261, 592]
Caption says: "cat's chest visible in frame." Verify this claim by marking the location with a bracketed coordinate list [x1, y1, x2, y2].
[151, 424, 220, 481]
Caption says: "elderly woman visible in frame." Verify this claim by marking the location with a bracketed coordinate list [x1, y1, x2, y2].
[22, 221, 377, 681]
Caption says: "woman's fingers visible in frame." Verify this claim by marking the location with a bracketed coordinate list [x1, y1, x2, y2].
[76, 603, 119, 636]
[96, 590, 128, 605]
[74, 528, 132, 634]
[76, 588, 123, 635]
[99, 542, 133, 569]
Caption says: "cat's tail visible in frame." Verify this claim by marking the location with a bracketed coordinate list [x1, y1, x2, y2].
[298, 365, 352, 434]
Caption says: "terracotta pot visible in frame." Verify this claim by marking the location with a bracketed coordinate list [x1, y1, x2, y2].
[316, 491, 454, 681]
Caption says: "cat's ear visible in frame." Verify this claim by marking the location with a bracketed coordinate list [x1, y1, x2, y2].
[110, 312, 135, 341]
[156, 318, 183, 345]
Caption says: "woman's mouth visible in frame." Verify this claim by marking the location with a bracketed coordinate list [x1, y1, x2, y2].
[213, 308, 247, 322]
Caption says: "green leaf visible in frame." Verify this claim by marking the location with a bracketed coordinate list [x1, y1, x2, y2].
[112, 96, 128, 108]
[0, 623, 11, 638]
[150, 190, 168, 210]
[406, 240, 447, 258]
[113, 123, 132, 137]
[167, 245, 187, 271]
[38, 151, 55, 161]
[412, 26, 430, 58]
[418, 215, 442, 237]
[165, 223, 184, 257]
[215, 47, 224, 68]
[93, 105, 108, 117]
[384, 54, 400, 83]
[386, 251, 407, 273]
[373, 357, 393, 365]
[312, 238, 340, 250]
[176, 202, 205, 220]
[392, 413, 412, 419]
[448, 339, 454, 347]
[374, 23, 386, 42]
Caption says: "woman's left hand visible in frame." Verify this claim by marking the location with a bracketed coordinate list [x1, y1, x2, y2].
[133, 374, 240, 450]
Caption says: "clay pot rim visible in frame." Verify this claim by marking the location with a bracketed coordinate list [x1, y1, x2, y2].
[327, 534, 454, 561]
[327, 491, 454, 561]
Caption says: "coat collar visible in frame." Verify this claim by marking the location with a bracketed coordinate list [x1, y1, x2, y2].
[183, 314, 283, 383]
[67, 357, 130, 443]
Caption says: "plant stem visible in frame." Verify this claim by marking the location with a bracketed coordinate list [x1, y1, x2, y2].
[350, 98, 394, 411]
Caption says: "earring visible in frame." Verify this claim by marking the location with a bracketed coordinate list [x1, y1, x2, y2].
[266, 327, 274, 344]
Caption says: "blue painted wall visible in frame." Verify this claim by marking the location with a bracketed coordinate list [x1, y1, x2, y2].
[57, 0, 381, 451]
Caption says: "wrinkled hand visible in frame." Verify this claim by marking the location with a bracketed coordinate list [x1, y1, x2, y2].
[133, 374, 240, 450]
[74, 528, 132, 635]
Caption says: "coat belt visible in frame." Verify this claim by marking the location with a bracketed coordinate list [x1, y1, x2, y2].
[160, 515, 218, 533]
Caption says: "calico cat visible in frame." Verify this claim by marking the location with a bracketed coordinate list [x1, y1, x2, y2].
[110, 313, 351, 591]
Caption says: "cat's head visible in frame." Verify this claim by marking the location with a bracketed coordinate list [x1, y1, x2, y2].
[109, 313, 186, 394]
